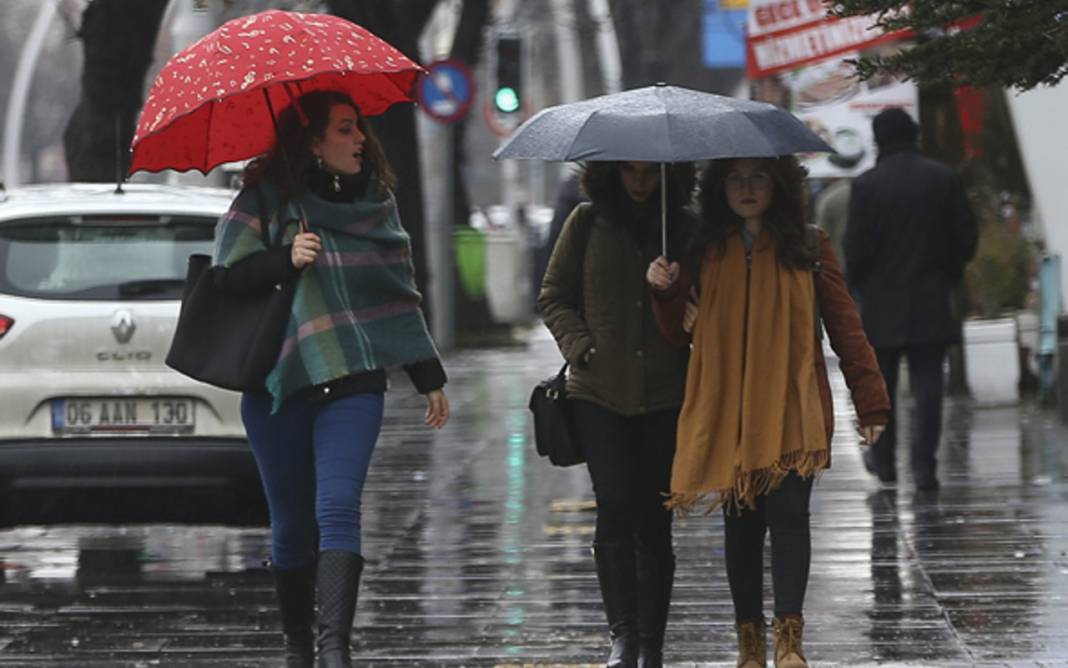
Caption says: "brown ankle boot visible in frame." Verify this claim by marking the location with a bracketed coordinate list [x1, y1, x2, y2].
[772, 615, 807, 668]
[735, 618, 766, 668]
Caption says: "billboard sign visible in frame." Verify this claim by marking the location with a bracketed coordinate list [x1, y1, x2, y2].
[746, 1, 911, 79]
[746, 1, 916, 178]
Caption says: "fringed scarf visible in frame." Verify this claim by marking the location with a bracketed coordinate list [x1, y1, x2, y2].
[213, 182, 439, 412]
[667, 231, 827, 514]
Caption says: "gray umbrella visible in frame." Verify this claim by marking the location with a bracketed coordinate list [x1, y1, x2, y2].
[492, 84, 833, 162]
[492, 84, 833, 255]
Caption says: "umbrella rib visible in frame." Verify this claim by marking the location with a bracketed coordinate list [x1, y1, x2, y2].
[378, 72, 416, 114]
[202, 99, 217, 174]
[562, 109, 602, 161]
[662, 104, 676, 163]
[734, 110, 781, 157]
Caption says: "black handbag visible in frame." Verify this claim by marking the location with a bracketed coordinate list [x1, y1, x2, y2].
[528, 362, 585, 467]
[165, 190, 297, 393]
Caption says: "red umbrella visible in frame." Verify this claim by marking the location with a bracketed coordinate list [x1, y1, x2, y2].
[130, 10, 424, 175]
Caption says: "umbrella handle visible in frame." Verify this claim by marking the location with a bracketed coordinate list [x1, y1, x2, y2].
[660, 162, 667, 258]
[296, 203, 309, 234]
[263, 88, 305, 223]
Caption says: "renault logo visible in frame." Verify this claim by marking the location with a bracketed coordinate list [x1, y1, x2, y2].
[110, 310, 136, 344]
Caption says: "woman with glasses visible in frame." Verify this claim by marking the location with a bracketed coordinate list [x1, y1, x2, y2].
[646, 157, 889, 668]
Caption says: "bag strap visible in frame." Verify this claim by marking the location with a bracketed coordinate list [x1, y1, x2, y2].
[574, 202, 595, 317]
[253, 185, 278, 249]
[575, 202, 595, 261]
[805, 224, 824, 341]
[252, 184, 299, 249]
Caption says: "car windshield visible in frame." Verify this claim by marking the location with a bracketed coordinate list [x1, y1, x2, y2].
[0, 215, 215, 300]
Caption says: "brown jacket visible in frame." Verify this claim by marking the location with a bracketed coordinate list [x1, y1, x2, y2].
[538, 202, 697, 416]
[654, 227, 889, 448]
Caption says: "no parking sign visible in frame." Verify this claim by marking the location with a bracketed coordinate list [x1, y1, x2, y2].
[415, 59, 475, 124]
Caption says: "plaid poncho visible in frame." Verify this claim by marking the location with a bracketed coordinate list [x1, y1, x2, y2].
[213, 182, 439, 411]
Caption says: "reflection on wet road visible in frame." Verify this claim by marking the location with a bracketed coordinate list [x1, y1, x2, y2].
[1, 328, 1066, 666]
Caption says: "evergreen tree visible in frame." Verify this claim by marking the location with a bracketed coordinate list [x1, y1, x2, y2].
[830, 1, 1068, 90]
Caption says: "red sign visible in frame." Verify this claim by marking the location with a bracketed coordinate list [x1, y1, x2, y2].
[746, 1, 912, 79]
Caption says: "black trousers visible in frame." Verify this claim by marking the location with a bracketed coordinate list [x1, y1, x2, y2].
[871, 344, 946, 483]
[724, 472, 814, 621]
[571, 400, 678, 552]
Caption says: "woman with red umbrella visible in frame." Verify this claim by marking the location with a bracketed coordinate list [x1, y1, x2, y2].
[130, 12, 443, 667]
[217, 91, 449, 668]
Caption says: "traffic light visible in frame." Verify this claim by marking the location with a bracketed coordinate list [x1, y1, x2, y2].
[494, 35, 522, 114]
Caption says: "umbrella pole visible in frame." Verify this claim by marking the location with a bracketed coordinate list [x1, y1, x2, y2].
[262, 88, 309, 233]
[660, 162, 667, 258]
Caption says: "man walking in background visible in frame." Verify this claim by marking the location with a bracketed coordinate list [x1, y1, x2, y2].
[814, 177, 851, 263]
[844, 107, 978, 491]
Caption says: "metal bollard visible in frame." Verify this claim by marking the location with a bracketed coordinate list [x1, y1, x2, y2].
[1039, 254, 1061, 407]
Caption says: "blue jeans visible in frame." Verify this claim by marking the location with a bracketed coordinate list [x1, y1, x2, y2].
[241, 392, 384, 569]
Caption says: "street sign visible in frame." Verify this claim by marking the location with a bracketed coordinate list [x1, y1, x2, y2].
[415, 59, 475, 124]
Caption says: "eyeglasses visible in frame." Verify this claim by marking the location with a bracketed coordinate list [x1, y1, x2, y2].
[725, 171, 772, 190]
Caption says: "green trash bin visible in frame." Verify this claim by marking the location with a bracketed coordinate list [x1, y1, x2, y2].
[454, 227, 486, 299]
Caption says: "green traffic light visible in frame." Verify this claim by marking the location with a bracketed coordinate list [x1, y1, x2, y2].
[495, 86, 520, 113]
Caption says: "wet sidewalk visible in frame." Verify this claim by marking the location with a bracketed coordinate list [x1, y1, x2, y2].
[1, 326, 1066, 666]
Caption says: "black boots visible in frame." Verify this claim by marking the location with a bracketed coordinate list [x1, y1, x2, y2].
[316, 550, 364, 668]
[271, 563, 317, 668]
[635, 548, 674, 668]
[593, 542, 639, 667]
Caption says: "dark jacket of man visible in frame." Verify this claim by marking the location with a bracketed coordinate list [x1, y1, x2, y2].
[844, 144, 978, 348]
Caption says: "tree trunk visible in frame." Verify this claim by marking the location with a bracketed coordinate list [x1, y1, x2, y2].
[445, 0, 500, 343]
[449, 0, 490, 229]
[328, 0, 497, 343]
[325, 0, 438, 300]
[607, 0, 743, 94]
[64, 0, 168, 182]
[919, 83, 970, 396]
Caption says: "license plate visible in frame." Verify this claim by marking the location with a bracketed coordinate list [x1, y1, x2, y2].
[52, 398, 196, 435]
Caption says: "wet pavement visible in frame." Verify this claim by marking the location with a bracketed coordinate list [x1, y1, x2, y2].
[1, 326, 1066, 666]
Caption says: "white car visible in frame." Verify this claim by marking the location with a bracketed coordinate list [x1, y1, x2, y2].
[0, 182, 263, 524]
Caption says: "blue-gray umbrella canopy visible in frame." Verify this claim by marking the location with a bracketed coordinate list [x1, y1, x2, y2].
[492, 84, 833, 162]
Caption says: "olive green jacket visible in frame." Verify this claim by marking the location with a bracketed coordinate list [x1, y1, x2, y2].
[537, 202, 696, 416]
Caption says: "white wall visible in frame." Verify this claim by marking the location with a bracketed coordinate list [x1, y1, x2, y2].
[1007, 83, 1068, 302]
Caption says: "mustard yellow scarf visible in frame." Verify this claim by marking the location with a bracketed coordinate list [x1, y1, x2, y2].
[668, 231, 827, 513]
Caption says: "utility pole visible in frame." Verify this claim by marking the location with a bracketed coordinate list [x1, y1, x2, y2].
[3, 1, 58, 188]
[167, 0, 219, 186]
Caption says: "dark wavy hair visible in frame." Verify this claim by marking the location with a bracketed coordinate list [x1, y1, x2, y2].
[694, 155, 813, 269]
[580, 161, 696, 218]
[243, 90, 396, 197]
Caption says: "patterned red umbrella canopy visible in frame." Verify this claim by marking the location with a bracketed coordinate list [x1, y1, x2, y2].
[129, 10, 424, 175]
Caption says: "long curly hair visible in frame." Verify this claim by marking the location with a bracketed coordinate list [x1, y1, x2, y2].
[580, 161, 696, 221]
[694, 155, 813, 269]
[243, 90, 396, 197]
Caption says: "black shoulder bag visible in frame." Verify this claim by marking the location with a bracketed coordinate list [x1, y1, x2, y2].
[529, 205, 594, 467]
[165, 188, 298, 393]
